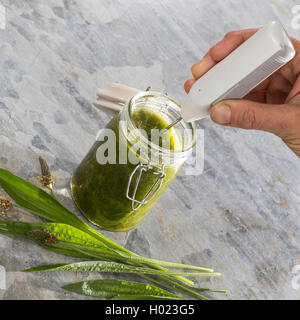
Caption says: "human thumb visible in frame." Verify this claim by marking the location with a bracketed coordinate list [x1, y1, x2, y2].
[210, 99, 299, 138]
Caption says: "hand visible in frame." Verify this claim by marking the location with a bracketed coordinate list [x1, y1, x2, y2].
[184, 28, 300, 157]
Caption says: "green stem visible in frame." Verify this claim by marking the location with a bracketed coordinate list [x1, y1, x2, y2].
[13, 202, 194, 286]
[83, 225, 194, 285]
[59, 243, 206, 299]
[47, 185, 57, 200]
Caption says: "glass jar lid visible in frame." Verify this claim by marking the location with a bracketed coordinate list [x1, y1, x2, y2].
[120, 90, 196, 167]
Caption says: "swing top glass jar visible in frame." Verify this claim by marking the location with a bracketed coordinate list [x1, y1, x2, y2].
[71, 91, 196, 231]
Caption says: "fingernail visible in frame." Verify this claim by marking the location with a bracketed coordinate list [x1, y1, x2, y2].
[211, 105, 231, 124]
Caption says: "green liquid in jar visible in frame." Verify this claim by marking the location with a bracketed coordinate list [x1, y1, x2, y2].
[71, 107, 182, 231]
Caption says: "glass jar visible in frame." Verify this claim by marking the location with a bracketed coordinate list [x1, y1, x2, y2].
[71, 91, 196, 231]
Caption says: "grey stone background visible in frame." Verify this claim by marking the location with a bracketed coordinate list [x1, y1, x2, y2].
[0, 0, 300, 300]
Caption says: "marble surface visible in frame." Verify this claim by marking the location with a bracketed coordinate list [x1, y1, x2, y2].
[0, 0, 300, 300]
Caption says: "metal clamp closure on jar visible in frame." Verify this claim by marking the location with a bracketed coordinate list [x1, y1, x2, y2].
[94, 84, 196, 213]
[126, 162, 166, 211]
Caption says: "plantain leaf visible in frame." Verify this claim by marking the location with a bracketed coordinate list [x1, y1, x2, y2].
[60, 242, 213, 272]
[0, 169, 201, 286]
[0, 220, 119, 259]
[115, 251, 214, 272]
[0, 221, 217, 299]
[0, 220, 34, 237]
[0, 169, 86, 229]
[193, 287, 228, 294]
[0, 221, 213, 274]
[41, 244, 91, 259]
[41, 223, 109, 249]
[0, 221, 108, 248]
[0, 169, 135, 254]
[0, 169, 224, 298]
[113, 295, 183, 300]
[62, 279, 181, 299]
[24, 261, 221, 277]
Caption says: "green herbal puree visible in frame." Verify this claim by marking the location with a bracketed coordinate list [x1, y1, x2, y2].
[71, 108, 182, 231]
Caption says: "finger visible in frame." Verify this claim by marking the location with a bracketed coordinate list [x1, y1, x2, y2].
[191, 52, 215, 80]
[210, 99, 300, 138]
[268, 73, 293, 95]
[211, 28, 259, 62]
[244, 90, 267, 103]
[265, 73, 293, 104]
[243, 73, 292, 104]
[184, 78, 196, 94]
[244, 73, 290, 96]
[277, 38, 300, 84]
[191, 28, 259, 79]
[290, 38, 300, 77]
[286, 75, 300, 103]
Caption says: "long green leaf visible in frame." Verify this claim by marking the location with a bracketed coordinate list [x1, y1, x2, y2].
[0, 221, 212, 273]
[63, 279, 182, 299]
[24, 261, 221, 277]
[59, 242, 213, 272]
[0, 219, 34, 237]
[0, 169, 130, 253]
[114, 295, 184, 300]
[0, 170, 226, 299]
[0, 220, 108, 247]
[0, 169, 194, 286]
[193, 287, 228, 295]
[141, 275, 211, 300]
[0, 220, 104, 258]
[0, 169, 87, 230]
[0, 221, 218, 299]
[41, 244, 90, 258]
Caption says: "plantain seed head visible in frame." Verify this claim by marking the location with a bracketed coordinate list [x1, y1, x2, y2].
[27, 229, 58, 245]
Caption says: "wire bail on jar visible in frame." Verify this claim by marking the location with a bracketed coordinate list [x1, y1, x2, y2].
[126, 162, 166, 211]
